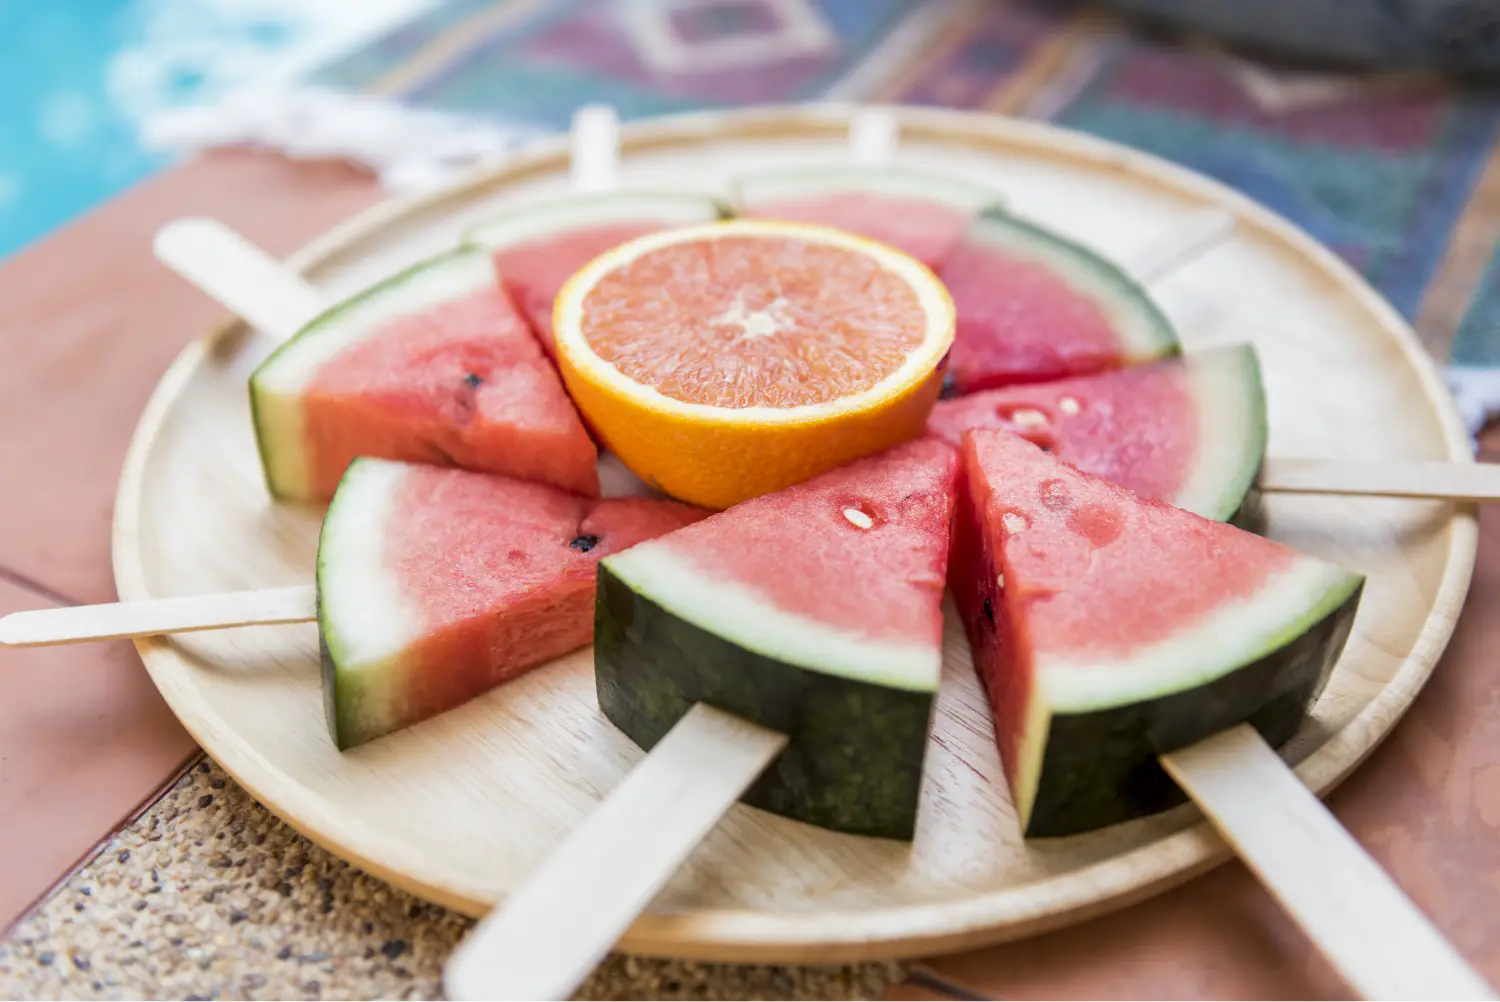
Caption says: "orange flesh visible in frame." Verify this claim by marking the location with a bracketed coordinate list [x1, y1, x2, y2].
[579, 235, 927, 409]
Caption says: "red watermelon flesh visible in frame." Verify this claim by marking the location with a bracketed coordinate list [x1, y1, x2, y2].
[465, 193, 732, 361]
[250, 248, 599, 502]
[490, 222, 663, 360]
[743, 192, 971, 271]
[593, 437, 958, 838]
[926, 344, 1265, 522]
[938, 210, 1178, 395]
[318, 457, 706, 748]
[950, 428, 1362, 833]
[602, 436, 958, 681]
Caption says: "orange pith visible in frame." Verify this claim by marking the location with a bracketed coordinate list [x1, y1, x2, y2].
[579, 235, 927, 409]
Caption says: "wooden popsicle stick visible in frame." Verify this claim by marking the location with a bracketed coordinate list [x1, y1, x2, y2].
[1259, 458, 1500, 502]
[569, 104, 621, 193]
[849, 106, 900, 165]
[0, 585, 316, 648]
[442, 703, 788, 1001]
[1163, 726, 1495, 1000]
[153, 218, 329, 340]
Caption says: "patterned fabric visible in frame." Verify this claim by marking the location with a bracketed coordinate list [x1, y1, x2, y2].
[303, 0, 1500, 385]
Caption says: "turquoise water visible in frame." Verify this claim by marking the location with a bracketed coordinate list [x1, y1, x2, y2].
[0, 2, 167, 259]
[0, 0, 420, 260]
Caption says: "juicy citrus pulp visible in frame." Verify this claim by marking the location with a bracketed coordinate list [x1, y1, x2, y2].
[553, 219, 956, 509]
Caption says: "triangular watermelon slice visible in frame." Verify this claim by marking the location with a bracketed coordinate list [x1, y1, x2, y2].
[731, 165, 1006, 270]
[318, 458, 707, 748]
[464, 191, 733, 360]
[250, 248, 599, 502]
[950, 429, 1363, 837]
[927, 344, 1266, 523]
[594, 438, 958, 840]
[939, 208, 1180, 395]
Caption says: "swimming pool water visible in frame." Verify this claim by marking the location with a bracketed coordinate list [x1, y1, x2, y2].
[0, 2, 166, 259]
[0, 0, 425, 261]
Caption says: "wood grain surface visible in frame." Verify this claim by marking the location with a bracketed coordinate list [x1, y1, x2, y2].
[109, 106, 1479, 964]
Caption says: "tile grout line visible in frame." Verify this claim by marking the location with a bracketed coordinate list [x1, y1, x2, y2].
[0, 561, 205, 941]
[0, 564, 82, 609]
[906, 961, 996, 1001]
[0, 750, 205, 943]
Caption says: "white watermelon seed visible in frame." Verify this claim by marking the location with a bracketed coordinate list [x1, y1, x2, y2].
[1002, 512, 1028, 533]
[997, 572, 1005, 589]
[843, 507, 874, 529]
[1058, 396, 1081, 415]
[1010, 408, 1048, 427]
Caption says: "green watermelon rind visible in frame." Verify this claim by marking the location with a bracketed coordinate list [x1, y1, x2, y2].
[962, 207, 1182, 368]
[593, 563, 935, 841]
[728, 164, 1008, 215]
[461, 190, 736, 251]
[316, 457, 419, 750]
[1166, 343, 1267, 524]
[1025, 567, 1364, 837]
[248, 247, 498, 501]
[1041, 558, 1363, 714]
[599, 544, 941, 693]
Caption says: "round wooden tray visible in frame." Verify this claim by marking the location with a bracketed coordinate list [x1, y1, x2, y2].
[112, 104, 1478, 963]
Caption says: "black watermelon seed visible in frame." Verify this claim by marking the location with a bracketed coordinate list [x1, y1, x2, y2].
[569, 535, 600, 552]
[463, 372, 484, 389]
[982, 597, 995, 627]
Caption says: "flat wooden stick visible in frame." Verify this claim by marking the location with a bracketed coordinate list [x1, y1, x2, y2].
[442, 703, 787, 1001]
[0, 585, 317, 647]
[153, 217, 328, 340]
[1163, 725, 1495, 1000]
[1260, 458, 1500, 502]
[569, 104, 621, 193]
[849, 106, 900, 165]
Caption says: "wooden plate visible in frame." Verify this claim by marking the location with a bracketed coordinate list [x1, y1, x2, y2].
[112, 104, 1478, 963]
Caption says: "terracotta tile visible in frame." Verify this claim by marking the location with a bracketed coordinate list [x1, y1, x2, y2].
[921, 431, 1500, 999]
[0, 579, 197, 929]
[0, 150, 380, 604]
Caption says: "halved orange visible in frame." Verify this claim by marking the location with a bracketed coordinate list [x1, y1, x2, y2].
[552, 219, 956, 509]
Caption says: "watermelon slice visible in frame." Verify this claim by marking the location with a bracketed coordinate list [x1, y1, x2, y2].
[318, 457, 707, 749]
[927, 344, 1265, 523]
[464, 191, 733, 359]
[939, 208, 1179, 395]
[250, 248, 599, 502]
[949, 429, 1363, 837]
[730, 165, 1005, 270]
[594, 438, 958, 840]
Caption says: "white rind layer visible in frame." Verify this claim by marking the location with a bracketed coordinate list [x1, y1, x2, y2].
[603, 542, 942, 693]
[1039, 556, 1362, 715]
[1171, 343, 1266, 521]
[965, 212, 1176, 362]
[250, 249, 497, 498]
[463, 191, 728, 251]
[730, 165, 1006, 213]
[317, 458, 420, 675]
